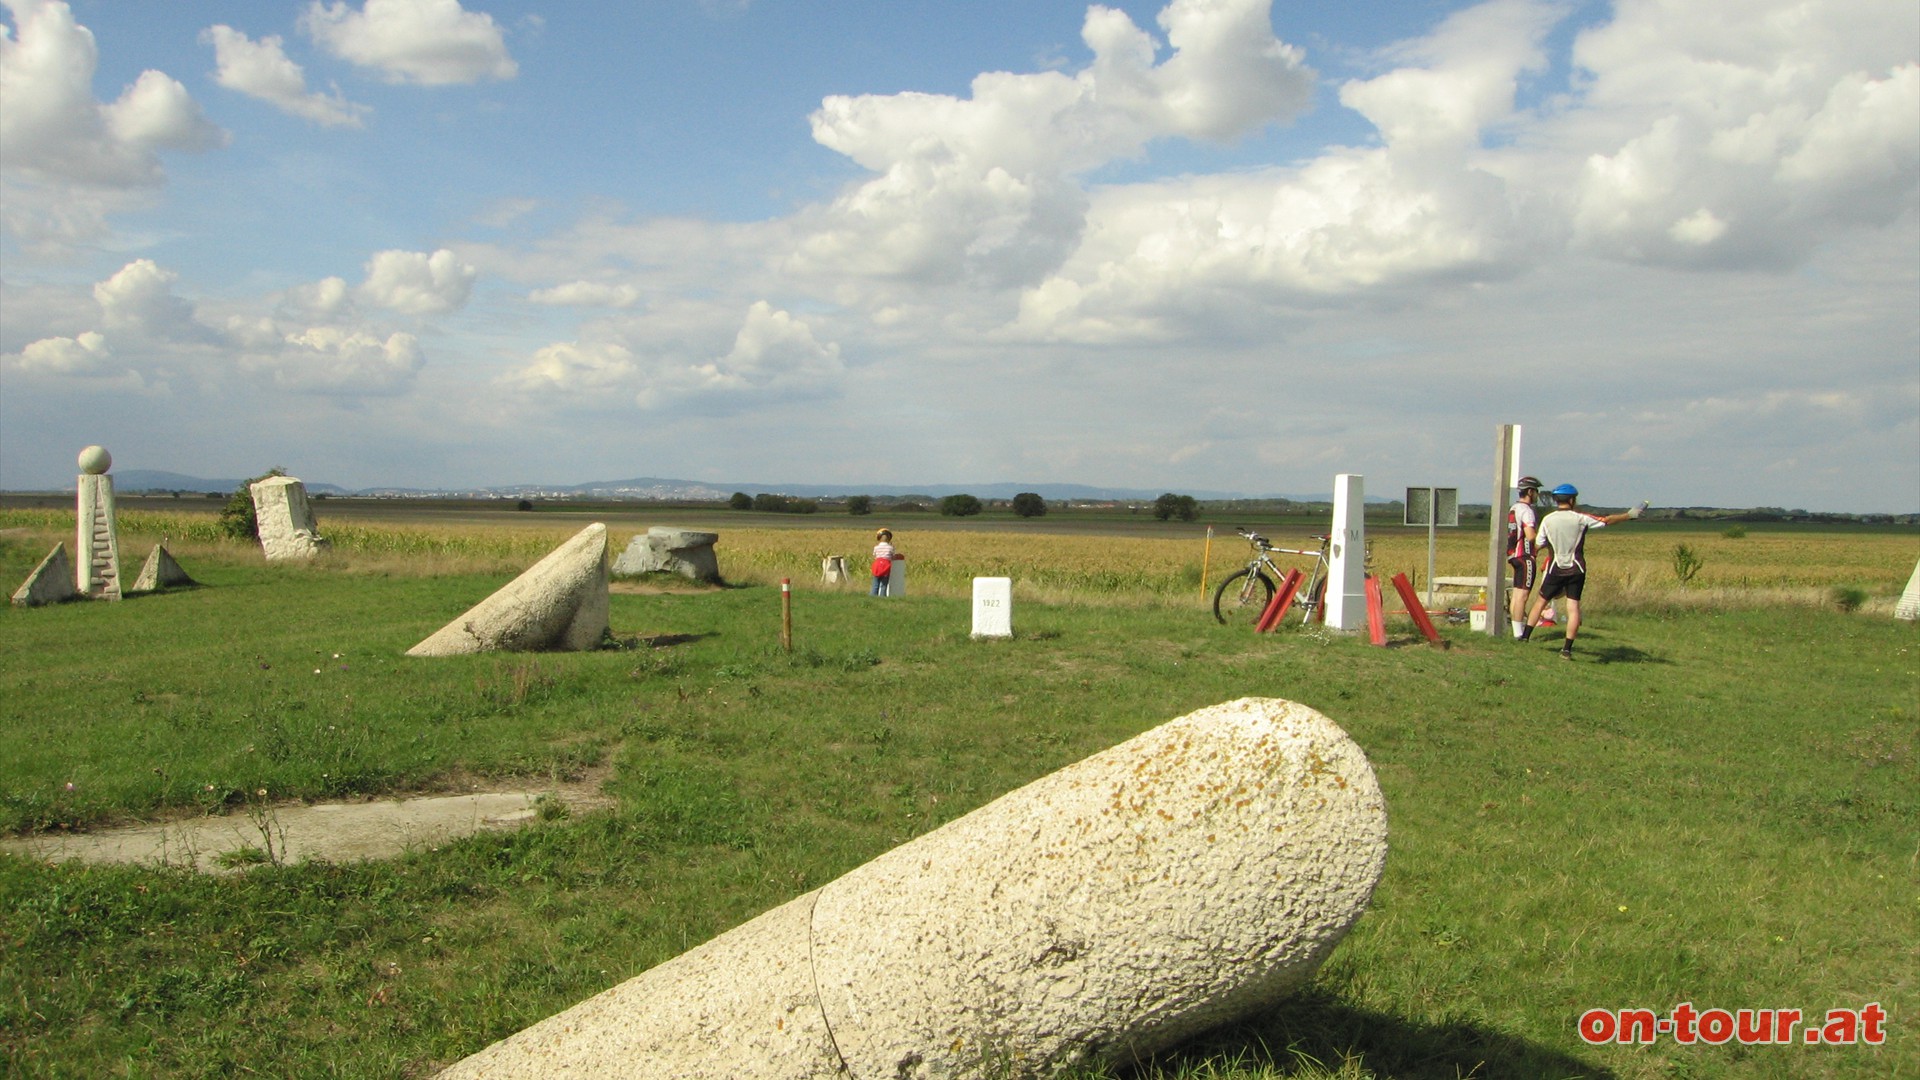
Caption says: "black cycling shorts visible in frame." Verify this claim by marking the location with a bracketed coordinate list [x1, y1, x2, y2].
[1537, 568, 1585, 602]
[1508, 555, 1535, 591]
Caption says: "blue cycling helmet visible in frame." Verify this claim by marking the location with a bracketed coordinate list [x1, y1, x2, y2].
[1550, 483, 1578, 499]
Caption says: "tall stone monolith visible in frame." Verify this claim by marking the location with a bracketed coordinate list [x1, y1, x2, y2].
[75, 445, 120, 600]
[250, 475, 331, 561]
[11, 544, 79, 607]
[438, 696, 1389, 1079]
[408, 523, 610, 656]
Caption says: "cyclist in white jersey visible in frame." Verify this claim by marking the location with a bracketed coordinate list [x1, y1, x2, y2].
[1520, 484, 1648, 658]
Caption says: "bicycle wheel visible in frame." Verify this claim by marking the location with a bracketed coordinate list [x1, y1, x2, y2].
[1213, 568, 1276, 626]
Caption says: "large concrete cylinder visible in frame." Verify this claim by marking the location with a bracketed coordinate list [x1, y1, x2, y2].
[439, 697, 1388, 1079]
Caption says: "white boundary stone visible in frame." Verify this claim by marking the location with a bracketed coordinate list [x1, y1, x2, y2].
[1325, 473, 1366, 631]
[971, 576, 1011, 638]
[439, 697, 1388, 1078]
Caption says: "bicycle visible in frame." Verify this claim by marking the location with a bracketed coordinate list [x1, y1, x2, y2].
[1212, 528, 1332, 627]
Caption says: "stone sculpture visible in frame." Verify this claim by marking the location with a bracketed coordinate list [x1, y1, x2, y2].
[249, 475, 331, 561]
[75, 445, 120, 600]
[438, 697, 1389, 1079]
[611, 527, 721, 582]
[408, 524, 610, 656]
[130, 544, 197, 593]
[1896, 557, 1919, 621]
[11, 544, 79, 607]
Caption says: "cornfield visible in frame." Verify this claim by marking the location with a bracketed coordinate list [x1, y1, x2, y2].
[4, 508, 1913, 613]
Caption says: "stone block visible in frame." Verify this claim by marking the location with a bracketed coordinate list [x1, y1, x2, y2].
[611, 527, 721, 582]
[130, 544, 197, 593]
[971, 576, 1011, 638]
[408, 524, 610, 656]
[250, 476, 331, 561]
[12, 544, 79, 607]
[438, 697, 1388, 1078]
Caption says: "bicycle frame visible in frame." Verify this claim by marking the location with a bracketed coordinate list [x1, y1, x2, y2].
[1214, 528, 1333, 626]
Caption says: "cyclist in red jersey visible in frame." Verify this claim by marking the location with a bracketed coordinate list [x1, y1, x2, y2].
[1506, 476, 1542, 639]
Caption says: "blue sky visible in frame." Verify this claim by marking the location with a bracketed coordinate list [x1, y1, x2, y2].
[3, 0, 1916, 512]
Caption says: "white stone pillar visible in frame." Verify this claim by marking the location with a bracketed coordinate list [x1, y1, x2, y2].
[75, 445, 120, 600]
[971, 577, 1011, 638]
[1324, 473, 1367, 631]
[885, 556, 905, 596]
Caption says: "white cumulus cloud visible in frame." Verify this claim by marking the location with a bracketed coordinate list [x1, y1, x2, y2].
[357, 249, 477, 314]
[1, 0, 224, 247]
[8, 330, 113, 375]
[204, 24, 369, 128]
[791, 0, 1315, 289]
[301, 0, 516, 85]
[528, 281, 643, 308]
[93, 259, 206, 340]
[240, 326, 424, 395]
[506, 302, 843, 413]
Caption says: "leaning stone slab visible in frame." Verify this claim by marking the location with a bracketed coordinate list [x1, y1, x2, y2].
[611, 527, 721, 582]
[438, 697, 1388, 1079]
[130, 544, 197, 593]
[408, 524, 610, 657]
[12, 544, 79, 607]
[250, 476, 331, 561]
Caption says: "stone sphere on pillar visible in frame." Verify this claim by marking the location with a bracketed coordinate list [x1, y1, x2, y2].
[78, 446, 112, 475]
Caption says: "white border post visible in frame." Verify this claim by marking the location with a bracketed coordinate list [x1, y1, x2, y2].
[1486, 424, 1517, 637]
[1326, 473, 1368, 632]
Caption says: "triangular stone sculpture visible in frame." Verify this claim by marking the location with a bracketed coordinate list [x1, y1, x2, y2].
[408, 524, 610, 656]
[12, 544, 80, 607]
[131, 544, 198, 593]
[1896, 557, 1920, 621]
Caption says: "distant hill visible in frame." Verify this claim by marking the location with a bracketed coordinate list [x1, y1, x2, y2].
[110, 470, 352, 496]
[30, 470, 1420, 506]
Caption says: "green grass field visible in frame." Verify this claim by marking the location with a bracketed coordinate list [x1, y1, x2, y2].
[1, 508, 1914, 1079]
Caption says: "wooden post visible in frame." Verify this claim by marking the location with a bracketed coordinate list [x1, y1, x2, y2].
[1200, 525, 1214, 602]
[781, 577, 793, 652]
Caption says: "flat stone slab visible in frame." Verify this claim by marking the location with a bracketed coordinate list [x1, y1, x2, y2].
[0, 783, 612, 873]
[440, 697, 1388, 1078]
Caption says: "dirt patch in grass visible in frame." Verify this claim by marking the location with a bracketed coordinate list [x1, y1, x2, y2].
[0, 774, 615, 873]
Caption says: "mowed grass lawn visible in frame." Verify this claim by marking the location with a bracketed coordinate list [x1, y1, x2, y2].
[0, 513, 1914, 1079]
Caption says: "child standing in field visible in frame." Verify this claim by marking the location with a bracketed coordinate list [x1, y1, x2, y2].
[1521, 484, 1648, 658]
[871, 529, 897, 596]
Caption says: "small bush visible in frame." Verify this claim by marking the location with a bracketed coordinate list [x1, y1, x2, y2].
[1830, 585, 1868, 612]
[216, 468, 286, 540]
[1671, 543, 1705, 584]
[1722, 524, 1747, 539]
